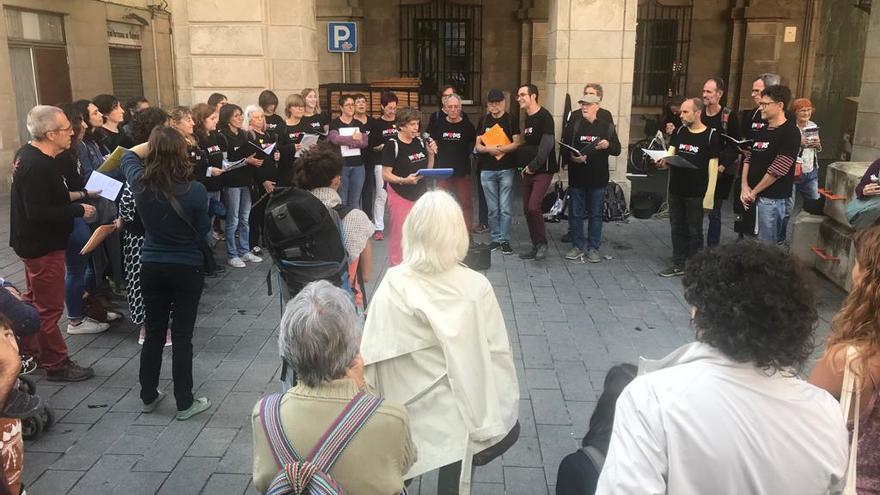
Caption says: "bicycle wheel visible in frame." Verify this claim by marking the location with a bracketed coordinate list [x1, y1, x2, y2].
[628, 139, 653, 173]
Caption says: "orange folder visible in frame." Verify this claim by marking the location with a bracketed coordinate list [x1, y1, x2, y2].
[479, 124, 512, 161]
[80, 224, 117, 255]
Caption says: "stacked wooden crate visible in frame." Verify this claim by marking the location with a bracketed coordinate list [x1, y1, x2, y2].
[319, 78, 421, 120]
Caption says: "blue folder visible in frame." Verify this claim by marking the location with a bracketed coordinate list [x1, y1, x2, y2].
[416, 168, 454, 178]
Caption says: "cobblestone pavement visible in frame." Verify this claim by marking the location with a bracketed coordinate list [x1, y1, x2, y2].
[2, 195, 845, 495]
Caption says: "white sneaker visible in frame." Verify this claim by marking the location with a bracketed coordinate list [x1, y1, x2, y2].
[241, 252, 263, 263]
[67, 317, 110, 335]
[228, 257, 246, 268]
[105, 310, 123, 323]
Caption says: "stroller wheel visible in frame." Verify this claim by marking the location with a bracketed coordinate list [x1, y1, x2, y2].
[21, 414, 44, 441]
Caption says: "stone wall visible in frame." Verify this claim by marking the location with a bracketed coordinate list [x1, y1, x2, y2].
[852, 3, 880, 162]
[171, 0, 319, 107]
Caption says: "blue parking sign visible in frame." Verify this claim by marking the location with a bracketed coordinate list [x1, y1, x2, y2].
[328, 22, 357, 53]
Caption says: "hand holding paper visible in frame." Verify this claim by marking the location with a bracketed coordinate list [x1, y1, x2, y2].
[84, 171, 123, 201]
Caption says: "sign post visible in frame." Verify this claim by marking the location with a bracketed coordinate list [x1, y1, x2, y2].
[327, 22, 357, 83]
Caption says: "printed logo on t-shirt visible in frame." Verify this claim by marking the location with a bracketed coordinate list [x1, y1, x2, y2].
[207, 145, 221, 153]
[752, 122, 766, 131]
[678, 143, 700, 154]
[310, 122, 322, 130]
[382, 127, 398, 138]
[267, 123, 278, 130]
[441, 132, 462, 140]
[579, 135, 599, 144]
[523, 127, 534, 136]
[408, 152, 426, 162]
[753, 141, 770, 150]
[288, 132, 304, 141]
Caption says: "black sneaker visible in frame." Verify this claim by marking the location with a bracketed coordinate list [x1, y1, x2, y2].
[535, 243, 548, 261]
[46, 360, 94, 382]
[560, 232, 572, 243]
[488, 241, 502, 252]
[500, 242, 513, 255]
[1, 387, 43, 418]
[658, 266, 685, 278]
[519, 245, 538, 259]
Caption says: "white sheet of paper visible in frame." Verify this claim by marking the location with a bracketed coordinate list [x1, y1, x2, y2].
[296, 134, 320, 157]
[85, 171, 123, 201]
[339, 127, 362, 157]
[222, 158, 247, 171]
[261, 142, 277, 155]
[642, 149, 670, 162]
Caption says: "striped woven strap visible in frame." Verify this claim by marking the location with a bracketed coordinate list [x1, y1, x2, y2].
[305, 391, 384, 473]
[259, 394, 304, 467]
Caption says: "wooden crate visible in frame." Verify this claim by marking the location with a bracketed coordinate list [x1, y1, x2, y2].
[319, 80, 421, 119]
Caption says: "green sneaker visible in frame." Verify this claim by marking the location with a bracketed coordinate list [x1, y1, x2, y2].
[176, 397, 211, 421]
[142, 390, 166, 413]
[658, 266, 685, 278]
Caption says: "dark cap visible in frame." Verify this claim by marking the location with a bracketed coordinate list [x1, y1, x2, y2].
[487, 89, 505, 102]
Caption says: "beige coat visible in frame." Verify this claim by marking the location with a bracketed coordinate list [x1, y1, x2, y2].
[361, 263, 519, 489]
[251, 378, 416, 494]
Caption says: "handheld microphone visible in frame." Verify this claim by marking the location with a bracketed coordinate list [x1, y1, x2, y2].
[421, 132, 434, 145]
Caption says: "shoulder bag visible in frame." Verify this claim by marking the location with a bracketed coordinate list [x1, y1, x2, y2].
[162, 191, 219, 274]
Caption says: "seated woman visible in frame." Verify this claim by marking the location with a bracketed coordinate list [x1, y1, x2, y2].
[251, 280, 415, 494]
[855, 157, 880, 199]
[555, 363, 637, 495]
[361, 191, 520, 494]
[292, 142, 373, 306]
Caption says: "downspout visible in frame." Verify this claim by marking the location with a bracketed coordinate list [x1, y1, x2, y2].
[150, 11, 161, 105]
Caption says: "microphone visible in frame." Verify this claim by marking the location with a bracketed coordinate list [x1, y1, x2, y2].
[421, 132, 434, 145]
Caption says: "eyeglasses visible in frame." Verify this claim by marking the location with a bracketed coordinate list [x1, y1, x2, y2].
[48, 125, 73, 134]
[342, 103, 355, 108]
[758, 100, 781, 108]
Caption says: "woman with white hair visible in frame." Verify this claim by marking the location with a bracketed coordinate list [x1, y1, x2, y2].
[243, 104, 280, 256]
[361, 191, 520, 494]
[251, 280, 416, 495]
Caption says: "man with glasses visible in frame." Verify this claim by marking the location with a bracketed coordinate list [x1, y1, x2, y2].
[10, 105, 97, 382]
[740, 85, 800, 244]
[430, 93, 477, 232]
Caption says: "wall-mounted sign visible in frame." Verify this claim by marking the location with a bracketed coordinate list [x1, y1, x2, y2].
[107, 21, 142, 47]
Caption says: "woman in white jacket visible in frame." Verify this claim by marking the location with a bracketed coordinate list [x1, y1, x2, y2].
[361, 190, 519, 495]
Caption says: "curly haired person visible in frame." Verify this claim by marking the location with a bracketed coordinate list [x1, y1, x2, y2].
[597, 242, 848, 494]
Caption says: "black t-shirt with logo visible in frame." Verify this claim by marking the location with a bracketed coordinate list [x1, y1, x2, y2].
[476, 112, 519, 172]
[265, 113, 286, 136]
[564, 116, 620, 189]
[746, 119, 801, 199]
[329, 117, 369, 167]
[302, 113, 329, 134]
[369, 118, 398, 147]
[521, 107, 558, 174]
[430, 117, 476, 177]
[381, 136, 430, 201]
[194, 131, 224, 192]
[218, 127, 255, 188]
[251, 129, 279, 183]
[668, 127, 721, 198]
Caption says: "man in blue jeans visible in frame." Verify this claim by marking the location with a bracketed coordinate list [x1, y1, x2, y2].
[475, 89, 521, 255]
[699, 77, 741, 246]
[561, 94, 620, 263]
[740, 85, 800, 244]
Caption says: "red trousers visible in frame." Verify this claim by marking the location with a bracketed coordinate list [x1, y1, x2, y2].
[20, 250, 69, 370]
[522, 173, 552, 245]
[387, 186, 416, 266]
[438, 175, 474, 233]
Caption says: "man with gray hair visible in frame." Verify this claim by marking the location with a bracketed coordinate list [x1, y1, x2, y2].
[251, 280, 415, 494]
[656, 98, 721, 277]
[10, 105, 97, 381]
[429, 93, 477, 231]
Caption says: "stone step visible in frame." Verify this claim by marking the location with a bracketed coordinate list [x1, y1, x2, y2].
[822, 161, 871, 226]
[813, 217, 856, 292]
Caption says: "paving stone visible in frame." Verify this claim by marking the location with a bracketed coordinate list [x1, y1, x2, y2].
[134, 415, 210, 472]
[27, 470, 83, 494]
[503, 466, 549, 495]
[25, 422, 91, 454]
[50, 412, 138, 471]
[21, 452, 62, 485]
[530, 389, 571, 426]
[201, 473, 252, 495]
[157, 456, 218, 494]
[501, 435, 543, 468]
[186, 427, 238, 457]
[61, 386, 129, 424]
[525, 368, 560, 390]
[67, 454, 139, 494]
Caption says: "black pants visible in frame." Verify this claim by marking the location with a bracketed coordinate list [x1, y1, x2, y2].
[249, 185, 268, 249]
[476, 172, 488, 225]
[668, 193, 704, 267]
[139, 262, 204, 411]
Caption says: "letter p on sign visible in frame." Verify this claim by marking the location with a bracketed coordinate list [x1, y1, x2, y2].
[328, 22, 357, 53]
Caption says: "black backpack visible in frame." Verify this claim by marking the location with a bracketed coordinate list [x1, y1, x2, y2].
[603, 181, 630, 222]
[262, 186, 352, 299]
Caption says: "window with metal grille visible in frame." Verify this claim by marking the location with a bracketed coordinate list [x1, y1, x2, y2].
[633, 1, 692, 107]
[400, 0, 482, 106]
[109, 47, 145, 103]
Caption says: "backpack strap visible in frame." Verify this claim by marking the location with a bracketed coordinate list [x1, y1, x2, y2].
[305, 391, 385, 473]
[258, 393, 304, 468]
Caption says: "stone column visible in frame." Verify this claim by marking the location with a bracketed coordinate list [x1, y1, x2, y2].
[852, 3, 880, 161]
[171, 0, 319, 106]
[545, 0, 636, 199]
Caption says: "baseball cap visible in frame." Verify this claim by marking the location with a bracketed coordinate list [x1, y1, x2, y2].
[578, 94, 601, 104]
[487, 89, 505, 102]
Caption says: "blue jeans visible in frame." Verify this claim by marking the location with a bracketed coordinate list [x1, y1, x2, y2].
[225, 186, 252, 259]
[65, 217, 91, 320]
[570, 186, 605, 251]
[339, 165, 366, 209]
[756, 196, 788, 243]
[793, 168, 820, 201]
[480, 169, 514, 243]
[206, 190, 221, 246]
[706, 201, 723, 247]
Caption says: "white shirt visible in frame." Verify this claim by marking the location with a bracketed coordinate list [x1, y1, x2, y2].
[596, 342, 848, 495]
